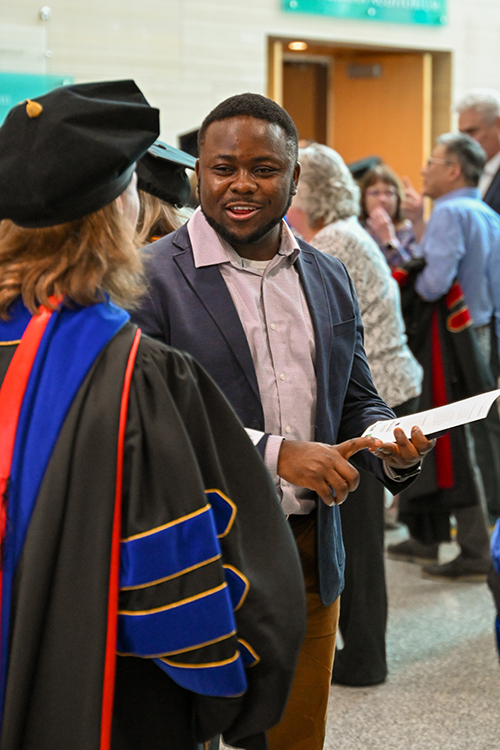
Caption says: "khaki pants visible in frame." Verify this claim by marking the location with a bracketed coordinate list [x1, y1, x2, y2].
[268, 514, 340, 750]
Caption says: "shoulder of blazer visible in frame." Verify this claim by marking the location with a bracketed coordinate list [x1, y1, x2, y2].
[296, 237, 352, 286]
[143, 223, 193, 267]
[484, 165, 500, 208]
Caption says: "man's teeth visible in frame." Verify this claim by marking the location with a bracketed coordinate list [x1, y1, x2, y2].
[230, 206, 257, 211]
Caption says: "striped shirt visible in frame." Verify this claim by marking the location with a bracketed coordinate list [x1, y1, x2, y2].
[188, 208, 316, 515]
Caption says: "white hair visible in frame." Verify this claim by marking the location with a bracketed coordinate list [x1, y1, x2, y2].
[455, 88, 500, 124]
[295, 144, 360, 226]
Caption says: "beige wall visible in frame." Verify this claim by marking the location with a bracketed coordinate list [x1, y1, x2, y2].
[1, 0, 500, 144]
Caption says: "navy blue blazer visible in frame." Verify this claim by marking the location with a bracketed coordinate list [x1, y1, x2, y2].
[484, 165, 500, 216]
[132, 224, 412, 605]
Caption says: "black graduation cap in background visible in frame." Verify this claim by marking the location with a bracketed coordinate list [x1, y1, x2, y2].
[178, 128, 199, 159]
[0, 79, 159, 228]
[347, 155, 383, 181]
[136, 141, 196, 208]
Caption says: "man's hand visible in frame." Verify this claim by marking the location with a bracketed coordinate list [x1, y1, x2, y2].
[400, 177, 427, 243]
[400, 177, 424, 223]
[369, 426, 435, 469]
[277, 436, 383, 507]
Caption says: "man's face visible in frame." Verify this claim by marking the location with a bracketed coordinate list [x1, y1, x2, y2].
[458, 108, 500, 161]
[421, 144, 459, 199]
[196, 116, 300, 258]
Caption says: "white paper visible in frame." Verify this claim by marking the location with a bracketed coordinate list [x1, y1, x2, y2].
[362, 389, 500, 441]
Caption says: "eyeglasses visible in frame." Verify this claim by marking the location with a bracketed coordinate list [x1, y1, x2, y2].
[365, 189, 398, 198]
[425, 157, 456, 168]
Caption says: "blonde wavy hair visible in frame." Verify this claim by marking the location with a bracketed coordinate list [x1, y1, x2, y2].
[137, 190, 193, 245]
[0, 201, 144, 319]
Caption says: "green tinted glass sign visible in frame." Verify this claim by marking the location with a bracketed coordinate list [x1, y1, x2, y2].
[0, 73, 73, 125]
[282, 0, 447, 25]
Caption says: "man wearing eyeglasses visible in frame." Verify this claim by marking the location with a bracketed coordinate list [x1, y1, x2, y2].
[389, 132, 500, 581]
[416, 134, 500, 335]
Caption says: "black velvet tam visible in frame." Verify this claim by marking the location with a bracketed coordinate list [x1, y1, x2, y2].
[137, 141, 196, 207]
[0, 79, 159, 228]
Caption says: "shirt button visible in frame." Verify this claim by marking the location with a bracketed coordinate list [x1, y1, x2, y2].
[280, 373, 286, 381]
[270, 323, 276, 330]
[285, 425, 292, 434]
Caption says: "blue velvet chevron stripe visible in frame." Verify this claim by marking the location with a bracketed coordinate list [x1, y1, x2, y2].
[223, 565, 249, 611]
[205, 489, 236, 537]
[0, 298, 129, 723]
[154, 650, 247, 697]
[491, 521, 500, 659]
[491, 519, 500, 578]
[117, 583, 237, 656]
[238, 639, 260, 668]
[120, 506, 221, 589]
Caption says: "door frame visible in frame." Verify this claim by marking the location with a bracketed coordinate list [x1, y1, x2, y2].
[267, 37, 452, 158]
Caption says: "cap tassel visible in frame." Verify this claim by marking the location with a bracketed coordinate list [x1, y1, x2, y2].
[26, 100, 43, 118]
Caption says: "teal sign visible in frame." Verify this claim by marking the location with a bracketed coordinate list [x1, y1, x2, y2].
[282, 0, 447, 25]
[0, 73, 73, 125]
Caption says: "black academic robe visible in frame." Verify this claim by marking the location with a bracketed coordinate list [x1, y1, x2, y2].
[394, 262, 494, 543]
[0, 319, 306, 750]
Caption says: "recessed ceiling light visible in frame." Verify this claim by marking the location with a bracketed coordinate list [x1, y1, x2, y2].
[288, 41, 308, 51]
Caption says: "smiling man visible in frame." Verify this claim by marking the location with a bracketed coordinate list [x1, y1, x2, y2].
[131, 93, 432, 750]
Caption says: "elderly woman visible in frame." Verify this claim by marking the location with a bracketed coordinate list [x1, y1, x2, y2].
[287, 143, 423, 686]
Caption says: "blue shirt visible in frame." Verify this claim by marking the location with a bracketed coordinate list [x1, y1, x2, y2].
[415, 187, 500, 329]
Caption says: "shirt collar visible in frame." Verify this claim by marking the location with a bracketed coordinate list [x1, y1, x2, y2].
[187, 206, 300, 269]
[434, 186, 480, 205]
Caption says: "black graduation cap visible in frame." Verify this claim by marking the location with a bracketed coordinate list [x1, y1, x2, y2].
[136, 141, 196, 207]
[178, 128, 199, 159]
[0, 79, 160, 228]
[347, 155, 383, 181]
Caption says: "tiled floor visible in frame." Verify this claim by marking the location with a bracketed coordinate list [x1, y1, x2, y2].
[224, 527, 500, 750]
[325, 528, 500, 749]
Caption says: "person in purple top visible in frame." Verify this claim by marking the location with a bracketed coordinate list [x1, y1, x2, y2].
[359, 164, 418, 269]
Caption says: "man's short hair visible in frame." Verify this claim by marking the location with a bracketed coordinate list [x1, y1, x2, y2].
[198, 93, 299, 162]
[455, 89, 500, 125]
[437, 132, 486, 187]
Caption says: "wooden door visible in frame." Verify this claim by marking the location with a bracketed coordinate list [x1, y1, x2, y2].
[283, 60, 328, 145]
[331, 52, 432, 189]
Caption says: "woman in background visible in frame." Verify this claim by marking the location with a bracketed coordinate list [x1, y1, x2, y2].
[136, 141, 195, 244]
[287, 143, 423, 687]
[359, 164, 418, 268]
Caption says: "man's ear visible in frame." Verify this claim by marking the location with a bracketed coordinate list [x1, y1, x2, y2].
[293, 161, 301, 192]
[450, 162, 463, 183]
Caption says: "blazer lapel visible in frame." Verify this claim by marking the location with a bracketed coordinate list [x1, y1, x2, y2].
[172, 231, 261, 400]
[484, 164, 500, 206]
[295, 246, 333, 437]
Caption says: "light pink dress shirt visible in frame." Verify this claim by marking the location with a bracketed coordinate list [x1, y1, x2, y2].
[187, 208, 317, 515]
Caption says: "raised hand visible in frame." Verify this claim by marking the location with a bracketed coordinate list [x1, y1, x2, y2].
[401, 177, 424, 221]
